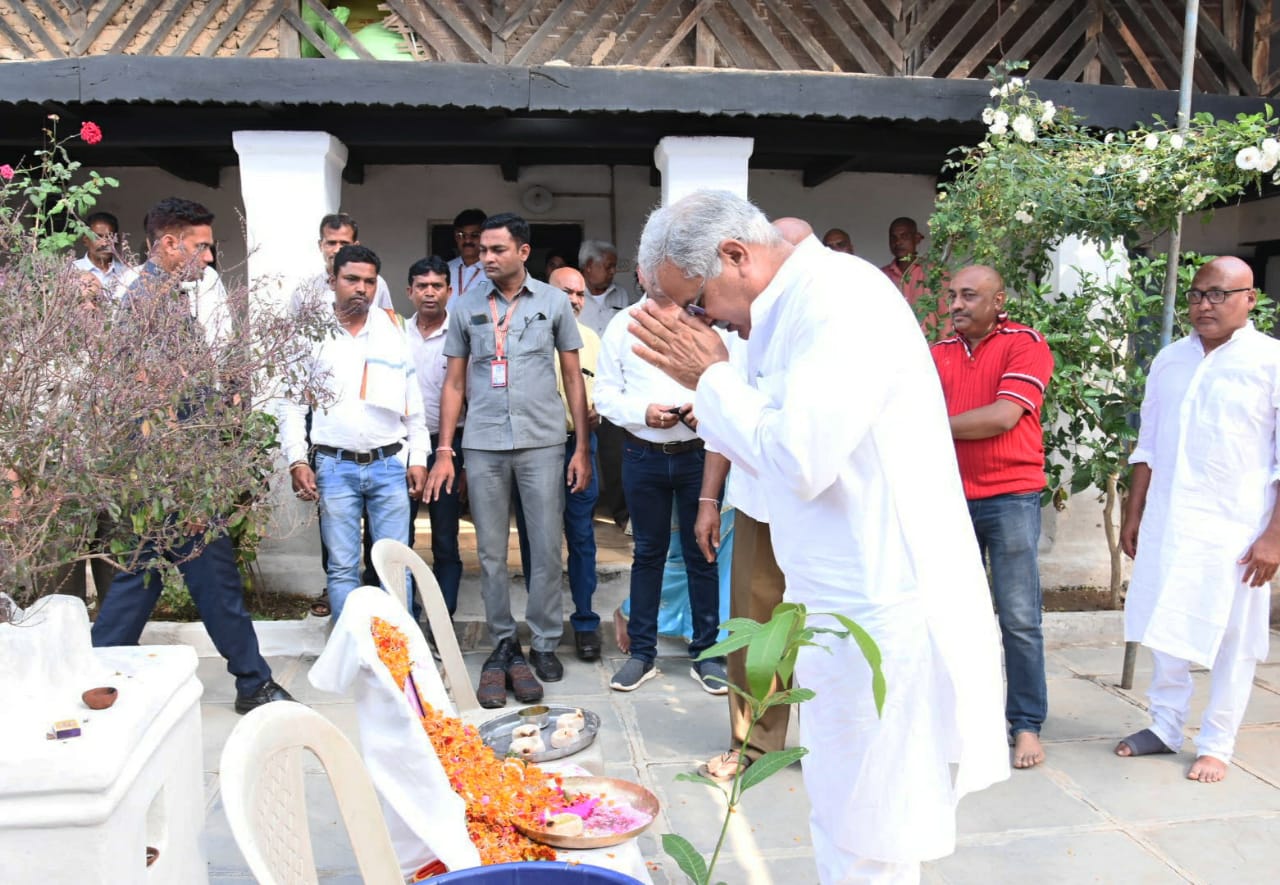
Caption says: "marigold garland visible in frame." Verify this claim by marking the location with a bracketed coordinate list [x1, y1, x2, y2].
[372, 617, 562, 865]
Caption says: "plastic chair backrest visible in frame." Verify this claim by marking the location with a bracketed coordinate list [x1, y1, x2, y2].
[219, 702, 403, 885]
[371, 538, 480, 715]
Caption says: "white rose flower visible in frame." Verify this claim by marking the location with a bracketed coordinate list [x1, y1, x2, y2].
[1093, 163, 1106, 176]
[1119, 155, 1133, 169]
[990, 86, 1000, 97]
[1137, 168, 1150, 184]
[982, 107, 996, 125]
[1261, 138, 1280, 171]
[989, 109, 1009, 136]
[1143, 133, 1159, 150]
[1010, 77, 1024, 89]
[1169, 133, 1184, 150]
[1040, 101, 1055, 125]
[1018, 95, 1030, 107]
[1014, 209, 1034, 224]
[1012, 114, 1036, 142]
[1236, 146, 1262, 170]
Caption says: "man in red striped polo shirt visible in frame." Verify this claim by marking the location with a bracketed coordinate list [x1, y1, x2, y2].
[932, 264, 1055, 770]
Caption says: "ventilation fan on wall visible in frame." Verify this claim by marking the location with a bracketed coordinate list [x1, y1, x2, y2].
[521, 185, 555, 215]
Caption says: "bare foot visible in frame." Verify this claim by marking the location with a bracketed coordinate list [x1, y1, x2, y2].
[1013, 731, 1045, 769]
[1187, 755, 1228, 783]
[613, 606, 630, 655]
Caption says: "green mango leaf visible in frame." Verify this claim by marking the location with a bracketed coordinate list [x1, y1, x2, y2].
[739, 747, 808, 793]
[662, 833, 708, 885]
[760, 686, 817, 708]
[697, 630, 756, 660]
[674, 771, 728, 794]
[744, 608, 796, 700]
[829, 613, 886, 716]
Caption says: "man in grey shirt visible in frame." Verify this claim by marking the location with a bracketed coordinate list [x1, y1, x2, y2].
[427, 213, 592, 708]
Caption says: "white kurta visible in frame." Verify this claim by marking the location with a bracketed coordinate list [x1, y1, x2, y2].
[309, 587, 482, 876]
[693, 236, 1009, 871]
[1126, 324, 1280, 667]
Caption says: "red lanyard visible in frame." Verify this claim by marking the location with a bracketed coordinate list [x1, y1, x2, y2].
[488, 292, 522, 359]
[459, 264, 482, 293]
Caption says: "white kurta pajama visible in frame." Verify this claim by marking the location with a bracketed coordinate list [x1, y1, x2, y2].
[1126, 324, 1280, 761]
[693, 237, 1009, 883]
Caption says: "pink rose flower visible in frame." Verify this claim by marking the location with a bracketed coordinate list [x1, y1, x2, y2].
[0, 165, 13, 181]
[79, 121, 103, 145]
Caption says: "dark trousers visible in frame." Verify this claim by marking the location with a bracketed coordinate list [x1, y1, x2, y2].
[621, 438, 719, 663]
[91, 532, 272, 696]
[595, 418, 628, 525]
[408, 435, 465, 617]
[516, 433, 600, 632]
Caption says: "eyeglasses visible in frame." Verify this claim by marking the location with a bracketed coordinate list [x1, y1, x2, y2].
[455, 231, 481, 241]
[683, 280, 732, 330]
[1187, 287, 1252, 304]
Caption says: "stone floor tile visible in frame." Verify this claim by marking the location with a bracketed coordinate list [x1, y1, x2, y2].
[1228, 726, 1280, 785]
[1139, 816, 1280, 885]
[956, 763, 1105, 835]
[1042, 676, 1151, 741]
[1041, 738, 1280, 823]
[692, 852, 820, 884]
[1050, 643, 1155, 681]
[648, 760, 810, 856]
[933, 830, 1176, 883]
[626, 687, 735, 763]
[196, 655, 239, 703]
[201, 703, 241, 773]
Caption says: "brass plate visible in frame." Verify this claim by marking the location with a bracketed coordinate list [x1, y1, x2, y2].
[514, 776, 660, 850]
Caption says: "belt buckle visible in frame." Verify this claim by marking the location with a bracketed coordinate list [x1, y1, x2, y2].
[354, 449, 375, 465]
[660, 441, 680, 455]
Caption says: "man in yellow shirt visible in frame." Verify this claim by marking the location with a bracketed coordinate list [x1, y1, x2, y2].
[516, 266, 604, 660]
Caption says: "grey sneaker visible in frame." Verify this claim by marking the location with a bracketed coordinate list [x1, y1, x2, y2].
[691, 658, 729, 695]
[610, 657, 658, 692]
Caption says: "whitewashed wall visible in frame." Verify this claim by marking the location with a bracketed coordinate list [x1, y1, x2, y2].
[89, 163, 943, 313]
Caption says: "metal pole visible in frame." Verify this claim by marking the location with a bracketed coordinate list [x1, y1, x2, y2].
[1124, 0, 1199, 690]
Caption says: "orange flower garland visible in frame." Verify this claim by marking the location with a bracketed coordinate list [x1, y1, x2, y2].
[371, 618, 562, 865]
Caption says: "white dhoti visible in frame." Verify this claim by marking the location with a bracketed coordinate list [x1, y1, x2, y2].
[1147, 582, 1268, 762]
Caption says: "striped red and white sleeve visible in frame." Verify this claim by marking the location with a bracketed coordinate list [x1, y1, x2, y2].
[996, 332, 1054, 415]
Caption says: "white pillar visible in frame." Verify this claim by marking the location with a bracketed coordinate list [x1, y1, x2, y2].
[654, 136, 754, 205]
[232, 131, 348, 308]
[1038, 234, 1131, 589]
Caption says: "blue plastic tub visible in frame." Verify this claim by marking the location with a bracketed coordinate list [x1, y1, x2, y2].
[430, 861, 644, 883]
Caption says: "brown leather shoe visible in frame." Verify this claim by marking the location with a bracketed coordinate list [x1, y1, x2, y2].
[505, 649, 544, 704]
[477, 668, 507, 708]
[477, 638, 517, 709]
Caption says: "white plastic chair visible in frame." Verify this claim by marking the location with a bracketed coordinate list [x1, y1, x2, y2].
[370, 538, 480, 716]
[218, 702, 403, 885]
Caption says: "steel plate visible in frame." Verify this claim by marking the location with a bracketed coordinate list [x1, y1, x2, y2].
[478, 704, 600, 763]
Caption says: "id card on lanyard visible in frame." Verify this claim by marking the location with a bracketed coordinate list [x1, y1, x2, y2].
[489, 292, 521, 388]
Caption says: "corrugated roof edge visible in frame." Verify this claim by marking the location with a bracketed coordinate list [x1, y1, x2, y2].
[0, 57, 1271, 129]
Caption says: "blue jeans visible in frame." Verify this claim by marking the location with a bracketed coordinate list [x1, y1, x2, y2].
[967, 491, 1047, 735]
[408, 440, 464, 617]
[621, 439, 720, 664]
[91, 531, 272, 697]
[517, 433, 600, 633]
[315, 451, 411, 621]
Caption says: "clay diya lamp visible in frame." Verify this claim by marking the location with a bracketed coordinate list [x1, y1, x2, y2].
[82, 686, 118, 710]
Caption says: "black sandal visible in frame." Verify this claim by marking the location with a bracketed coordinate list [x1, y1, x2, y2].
[309, 591, 331, 618]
